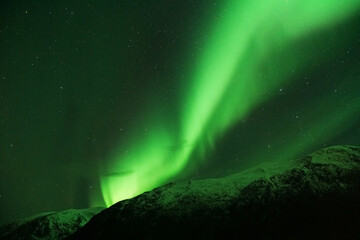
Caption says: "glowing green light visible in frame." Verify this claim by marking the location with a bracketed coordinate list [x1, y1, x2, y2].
[100, 0, 360, 207]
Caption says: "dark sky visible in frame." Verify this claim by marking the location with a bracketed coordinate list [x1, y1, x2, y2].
[1, 0, 360, 224]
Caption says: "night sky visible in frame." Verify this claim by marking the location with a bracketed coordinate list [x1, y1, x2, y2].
[1, 0, 360, 224]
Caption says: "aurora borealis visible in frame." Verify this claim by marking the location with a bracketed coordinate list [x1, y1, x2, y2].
[1, 0, 360, 224]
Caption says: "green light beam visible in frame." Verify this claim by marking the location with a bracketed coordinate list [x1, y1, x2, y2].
[99, 0, 360, 207]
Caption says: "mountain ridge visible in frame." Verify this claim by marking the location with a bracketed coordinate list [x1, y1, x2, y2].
[2, 145, 360, 239]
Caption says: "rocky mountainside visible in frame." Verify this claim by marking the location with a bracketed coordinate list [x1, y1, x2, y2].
[2, 145, 360, 239]
[69, 145, 360, 239]
[0, 207, 104, 240]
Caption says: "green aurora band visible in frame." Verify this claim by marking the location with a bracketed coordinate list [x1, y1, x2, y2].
[100, 0, 360, 206]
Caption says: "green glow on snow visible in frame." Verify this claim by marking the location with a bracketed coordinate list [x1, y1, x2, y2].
[100, 0, 360, 206]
